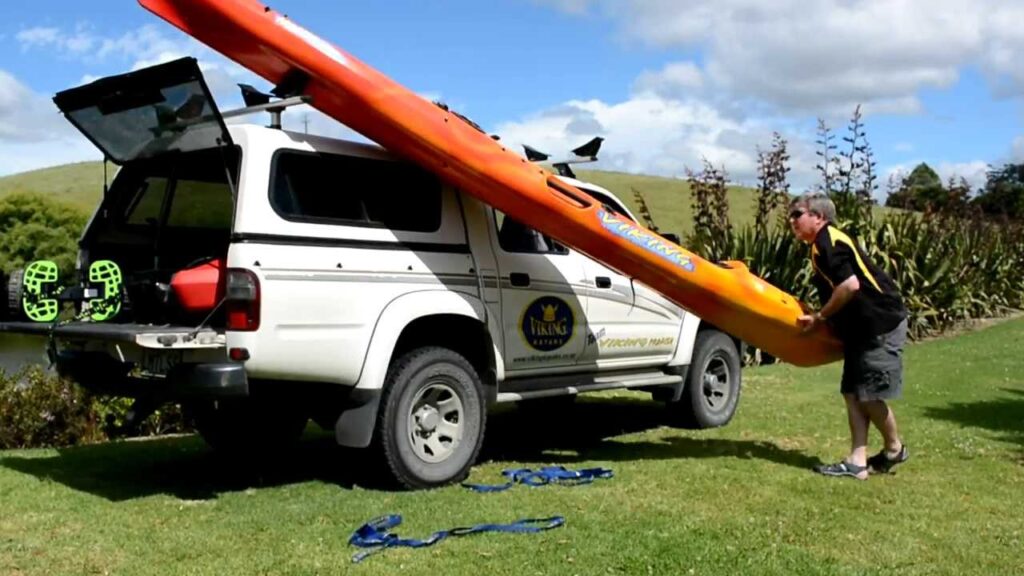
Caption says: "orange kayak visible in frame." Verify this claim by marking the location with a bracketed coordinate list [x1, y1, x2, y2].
[138, 0, 843, 366]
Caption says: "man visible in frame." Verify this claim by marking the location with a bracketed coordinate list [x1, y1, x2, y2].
[788, 191, 909, 480]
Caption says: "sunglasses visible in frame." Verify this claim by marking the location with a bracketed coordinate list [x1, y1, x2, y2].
[788, 209, 807, 220]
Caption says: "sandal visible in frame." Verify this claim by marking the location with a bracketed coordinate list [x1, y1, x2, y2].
[867, 445, 909, 474]
[814, 460, 868, 480]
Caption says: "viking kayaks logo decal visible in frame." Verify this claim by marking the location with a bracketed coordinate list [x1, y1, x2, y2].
[521, 296, 574, 351]
[598, 210, 696, 272]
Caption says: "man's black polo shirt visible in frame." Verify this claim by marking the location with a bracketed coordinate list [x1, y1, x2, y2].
[810, 224, 906, 343]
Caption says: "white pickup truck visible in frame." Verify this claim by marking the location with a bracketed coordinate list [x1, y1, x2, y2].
[0, 58, 741, 488]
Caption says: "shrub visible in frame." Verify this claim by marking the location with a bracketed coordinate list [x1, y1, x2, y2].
[0, 366, 104, 449]
[0, 366, 192, 450]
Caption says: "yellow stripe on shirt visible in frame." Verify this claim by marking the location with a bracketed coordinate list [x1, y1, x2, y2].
[826, 227, 882, 292]
[810, 244, 834, 288]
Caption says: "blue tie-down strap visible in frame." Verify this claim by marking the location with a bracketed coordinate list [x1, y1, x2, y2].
[462, 465, 614, 492]
[348, 514, 565, 563]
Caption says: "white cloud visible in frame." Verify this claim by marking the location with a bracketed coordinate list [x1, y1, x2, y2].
[18, 24, 183, 64]
[15, 23, 260, 97]
[17, 24, 100, 57]
[536, 0, 1023, 114]
[1012, 137, 1024, 162]
[935, 161, 990, 192]
[0, 70, 70, 143]
[633, 62, 704, 99]
[492, 94, 825, 187]
[16, 27, 61, 49]
[514, 0, 1024, 196]
[0, 69, 99, 174]
[979, 4, 1024, 96]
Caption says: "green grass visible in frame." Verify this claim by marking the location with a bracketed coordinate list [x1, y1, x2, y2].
[2, 318, 1023, 575]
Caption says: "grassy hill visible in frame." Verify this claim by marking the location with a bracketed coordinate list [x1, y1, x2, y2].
[576, 169, 763, 237]
[0, 161, 106, 214]
[0, 161, 768, 236]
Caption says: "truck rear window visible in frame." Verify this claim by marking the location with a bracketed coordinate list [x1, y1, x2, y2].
[114, 147, 238, 230]
[270, 150, 442, 232]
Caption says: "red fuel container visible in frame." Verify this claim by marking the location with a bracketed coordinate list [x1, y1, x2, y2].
[170, 257, 226, 314]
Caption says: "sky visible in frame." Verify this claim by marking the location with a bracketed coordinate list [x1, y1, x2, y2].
[1, 0, 1022, 198]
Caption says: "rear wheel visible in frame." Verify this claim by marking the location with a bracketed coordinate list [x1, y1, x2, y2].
[373, 346, 486, 489]
[668, 329, 741, 428]
[5, 269, 24, 320]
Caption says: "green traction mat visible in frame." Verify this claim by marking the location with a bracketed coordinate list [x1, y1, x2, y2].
[18, 260, 124, 323]
[21, 260, 61, 322]
[88, 260, 122, 322]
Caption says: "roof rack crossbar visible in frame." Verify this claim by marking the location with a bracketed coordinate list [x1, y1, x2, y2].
[219, 95, 312, 121]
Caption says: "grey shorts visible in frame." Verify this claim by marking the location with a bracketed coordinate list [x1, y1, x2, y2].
[841, 318, 907, 401]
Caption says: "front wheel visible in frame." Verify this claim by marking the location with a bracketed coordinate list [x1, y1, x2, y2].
[373, 346, 486, 489]
[668, 330, 741, 428]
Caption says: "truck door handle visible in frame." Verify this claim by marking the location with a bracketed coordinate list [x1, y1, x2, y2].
[509, 272, 531, 287]
[595, 276, 612, 288]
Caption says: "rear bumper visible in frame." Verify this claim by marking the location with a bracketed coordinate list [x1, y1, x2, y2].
[55, 350, 248, 399]
[168, 362, 249, 398]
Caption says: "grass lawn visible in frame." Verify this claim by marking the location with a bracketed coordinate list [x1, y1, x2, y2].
[2, 318, 1023, 575]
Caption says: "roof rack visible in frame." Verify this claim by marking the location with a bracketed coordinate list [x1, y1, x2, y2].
[522, 137, 604, 178]
[221, 95, 311, 129]
[225, 83, 312, 129]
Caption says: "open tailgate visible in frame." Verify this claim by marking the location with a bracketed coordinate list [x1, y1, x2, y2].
[52, 57, 232, 163]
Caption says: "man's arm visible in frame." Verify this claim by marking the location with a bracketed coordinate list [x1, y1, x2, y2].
[799, 275, 860, 331]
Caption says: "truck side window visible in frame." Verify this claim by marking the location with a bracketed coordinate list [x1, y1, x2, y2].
[495, 211, 568, 255]
[270, 150, 442, 232]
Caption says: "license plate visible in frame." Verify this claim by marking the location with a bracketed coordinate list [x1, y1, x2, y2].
[139, 351, 183, 375]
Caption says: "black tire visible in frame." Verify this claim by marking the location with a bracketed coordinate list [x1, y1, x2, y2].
[0, 270, 7, 321]
[669, 330, 741, 429]
[6, 269, 24, 320]
[189, 398, 308, 454]
[374, 346, 486, 489]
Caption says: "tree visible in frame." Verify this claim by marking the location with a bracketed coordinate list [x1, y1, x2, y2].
[0, 192, 87, 276]
[885, 163, 945, 211]
[973, 163, 1024, 220]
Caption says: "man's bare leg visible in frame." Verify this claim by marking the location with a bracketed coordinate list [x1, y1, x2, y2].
[843, 394, 870, 478]
[862, 400, 902, 457]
